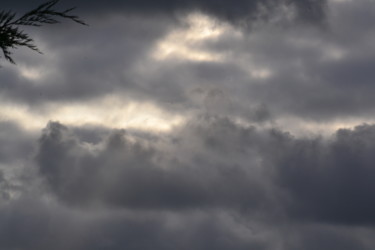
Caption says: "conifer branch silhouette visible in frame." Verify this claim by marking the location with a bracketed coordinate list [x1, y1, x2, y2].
[0, 0, 87, 64]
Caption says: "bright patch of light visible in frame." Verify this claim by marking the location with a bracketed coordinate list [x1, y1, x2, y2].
[152, 12, 236, 62]
[183, 13, 225, 40]
[19, 66, 44, 81]
[155, 42, 224, 62]
[0, 95, 185, 132]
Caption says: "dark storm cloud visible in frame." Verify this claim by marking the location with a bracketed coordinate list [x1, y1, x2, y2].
[3, 115, 375, 249]
[85, 0, 327, 25]
[272, 124, 375, 226]
[35, 118, 375, 228]
[3, 0, 327, 24]
[0, 197, 273, 250]
[282, 224, 369, 250]
[36, 121, 273, 212]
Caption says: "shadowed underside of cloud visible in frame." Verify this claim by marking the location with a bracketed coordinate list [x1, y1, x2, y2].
[0, 197, 275, 250]
[0, 117, 371, 249]
[36, 121, 271, 211]
[275, 124, 375, 226]
[35, 119, 375, 228]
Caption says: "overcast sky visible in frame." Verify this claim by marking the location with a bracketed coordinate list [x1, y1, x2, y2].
[1, 0, 375, 249]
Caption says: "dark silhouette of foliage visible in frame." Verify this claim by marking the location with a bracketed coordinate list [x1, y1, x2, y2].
[0, 0, 87, 64]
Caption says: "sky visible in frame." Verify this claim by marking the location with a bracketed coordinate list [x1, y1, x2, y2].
[1, 0, 375, 249]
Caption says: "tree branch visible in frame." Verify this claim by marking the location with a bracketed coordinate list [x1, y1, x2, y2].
[0, 0, 87, 64]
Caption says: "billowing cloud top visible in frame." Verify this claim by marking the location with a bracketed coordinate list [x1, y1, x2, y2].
[1, 0, 375, 249]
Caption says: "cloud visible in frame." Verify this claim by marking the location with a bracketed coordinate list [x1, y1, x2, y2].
[3, 0, 374, 130]
[4, 0, 327, 25]
[0, 197, 277, 250]
[32, 118, 375, 225]
[1, 115, 375, 249]
[35, 118, 375, 228]
[5, 117, 370, 249]
[36, 121, 272, 212]
[2, 0, 375, 249]
[273, 124, 375, 226]
[0, 122, 36, 164]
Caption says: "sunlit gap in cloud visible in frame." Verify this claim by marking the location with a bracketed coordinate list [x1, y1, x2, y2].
[0, 95, 185, 133]
[150, 11, 274, 81]
[18, 65, 45, 81]
[152, 12, 241, 62]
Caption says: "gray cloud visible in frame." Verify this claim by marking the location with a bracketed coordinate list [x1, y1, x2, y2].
[1, 115, 375, 249]
[36, 121, 272, 212]
[16, 117, 375, 249]
[3, 0, 374, 124]
[0, 122, 36, 164]
[3, 0, 327, 25]
[3, 0, 375, 249]
[272, 124, 375, 226]
[35, 119, 375, 228]
[0, 197, 277, 250]
[0, 14, 173, 105]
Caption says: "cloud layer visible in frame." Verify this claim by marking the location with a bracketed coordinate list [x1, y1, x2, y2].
[3, 117, 375, 249]
[2, 0, 375, 249]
